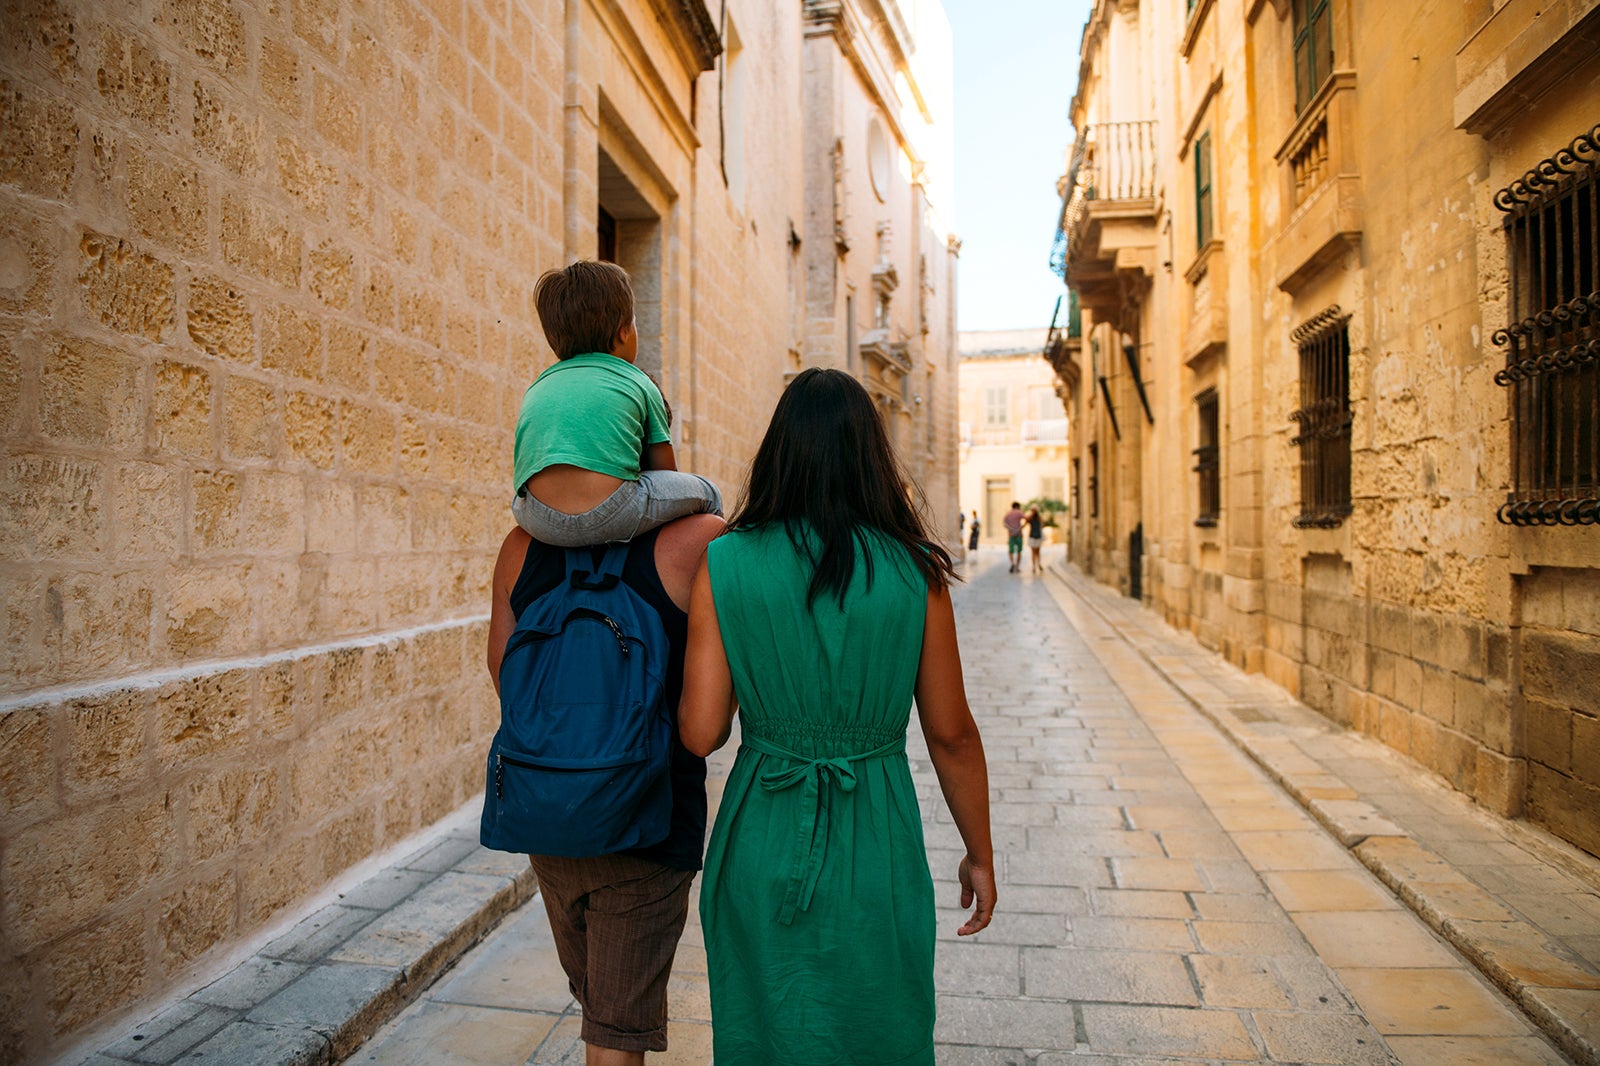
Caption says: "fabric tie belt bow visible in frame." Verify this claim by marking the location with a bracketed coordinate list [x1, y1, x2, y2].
[740, 732, 908, 926]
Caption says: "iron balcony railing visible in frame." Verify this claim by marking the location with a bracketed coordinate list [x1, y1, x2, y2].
[1054, 120, 1159, 271]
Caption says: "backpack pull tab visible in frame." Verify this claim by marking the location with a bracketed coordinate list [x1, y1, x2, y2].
[603, 615, 630, 656]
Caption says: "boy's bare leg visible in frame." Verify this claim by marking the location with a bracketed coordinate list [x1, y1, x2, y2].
[586, 1046, 645, 1066]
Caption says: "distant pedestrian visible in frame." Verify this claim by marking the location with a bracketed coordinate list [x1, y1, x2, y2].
[1025, 506, 1044, 574]
[968, 509, 980, 551]
[1003, 501, 1025, 572]
[680, 368, 995, 1065]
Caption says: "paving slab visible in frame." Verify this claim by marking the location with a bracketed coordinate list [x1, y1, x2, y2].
[1049, 560, 1600, 1066]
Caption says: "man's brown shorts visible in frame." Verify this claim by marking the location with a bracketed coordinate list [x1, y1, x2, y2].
[528, 853, 696, 1053]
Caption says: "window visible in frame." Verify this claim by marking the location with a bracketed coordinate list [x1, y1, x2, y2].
[1194, 131, 1214, 248]
[1494, 125, 1600, 525]
[1088, 442, 1100, 518]
[598, 207, 617, 262]
[1194, 388, 1220, 526]
[1040, 476, 1064, 502]
[1289, 307, 1352, 527]
[1071, 458, 1081, 514]
[984, 386, 1008, 427]
[1292, 0, 1334, 113]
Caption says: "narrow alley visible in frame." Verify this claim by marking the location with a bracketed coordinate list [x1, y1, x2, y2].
[339, 553, 1585, 1065]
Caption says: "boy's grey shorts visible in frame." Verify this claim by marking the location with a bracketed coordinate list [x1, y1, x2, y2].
[512, 470, 722, 547]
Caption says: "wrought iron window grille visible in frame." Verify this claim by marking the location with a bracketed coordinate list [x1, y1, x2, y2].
[1288, 305, 1353, 528]
[1493, 123, 1600, 526]
[1194, 388, 1220, 527]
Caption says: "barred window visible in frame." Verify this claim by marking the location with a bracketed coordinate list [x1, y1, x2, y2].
[1088, 442, 1100, 518]
[1289, 306, 1352, 527]
[1072, 458, 1081, 515]
[1194, 388, 1220, 526]
[1493, 124, 1599, 526]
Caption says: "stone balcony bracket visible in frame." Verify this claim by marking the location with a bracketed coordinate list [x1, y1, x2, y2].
[1184, 238, 1229, 366]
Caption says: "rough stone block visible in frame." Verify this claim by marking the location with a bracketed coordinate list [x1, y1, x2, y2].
[192, 79, 260, 174]
[157, 867, 236, 968]
[239, 833, 317, 927]
[190, 468, 241, 552]
[94, 34, 173, 129]
[338, 400, 395, 473]
[187, 763, 281, 862]
[1418, 663, 1454, 725]
[221, 374, 279, 459]
[157, 0, 247, 72]
[187, 275, 254, 361]
[79, 230, 175, 340]
[164, 565, 252, 656]
[256, 36, 302, 117]
[1527, 763, 1600, 861]
[318, 805, 379, 881]
[38, 336, 137, 451]
[309, 240, 354, 309]
[1, 82, 78, 197]
[0, 454, 105, 559]
[153, 359, 213, 456]
[113, 461, 183, 557]
[1526, 698, 1574, 773]
[0, 337, 22, 437]
[1525, 630, 1600, 712]
[1574, 712, 1600, 789]
[1411, 609, 1446, 669]
[1475, 749, 1525, 817]
[126, 146, 207, 254]
[62, 687, 150, 800]
[154, 666, 252, 769]
[323, 322, 370, 389]
[41, 569, 155, 681]
[1440, 615, 1484, 681]
[1377, 698, 1411, 755]
[0, 702, 56, 827]
[221, 192, 300, 287]
[313, 75, 360, 155]
[246, 469, 306, 553]
[1452, 674, 1488, 742]
[275, 137, 336, 218]
[43, 912, 151, 1034]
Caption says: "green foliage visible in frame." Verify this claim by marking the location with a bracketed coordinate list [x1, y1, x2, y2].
[1023, 496, 1069, 526]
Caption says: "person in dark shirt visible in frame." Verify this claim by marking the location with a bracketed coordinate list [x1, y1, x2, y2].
[486, 513, 722, 1065]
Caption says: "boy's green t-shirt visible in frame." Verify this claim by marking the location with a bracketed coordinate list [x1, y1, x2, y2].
[512, 353, 672, 490]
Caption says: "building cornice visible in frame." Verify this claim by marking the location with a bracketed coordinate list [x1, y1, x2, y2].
[658, 0, 722, 72]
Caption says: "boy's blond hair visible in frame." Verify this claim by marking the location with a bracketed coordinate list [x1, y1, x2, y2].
[533, 260, 635, 359]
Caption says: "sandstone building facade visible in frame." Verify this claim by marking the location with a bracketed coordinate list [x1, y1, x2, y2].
[0, 0, 958, 1057]
[957, 328, 1069, 545]
[1047, 0, 1600, 858]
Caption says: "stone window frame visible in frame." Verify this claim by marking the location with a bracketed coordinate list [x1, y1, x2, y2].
[1194, 386, 1221, 527]
[1288, 305, 1353, 528]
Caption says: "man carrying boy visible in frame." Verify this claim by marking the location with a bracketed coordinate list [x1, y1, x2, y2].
[513, 260, 721, 545]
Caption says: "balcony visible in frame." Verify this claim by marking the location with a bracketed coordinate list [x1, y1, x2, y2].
[1270, 72, 1363, 293]
[1055, 120, 1161, 329]
[1022, 418, 1070, 445]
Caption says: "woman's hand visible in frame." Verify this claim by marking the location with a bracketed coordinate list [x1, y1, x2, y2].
[956, 855, 996, 936]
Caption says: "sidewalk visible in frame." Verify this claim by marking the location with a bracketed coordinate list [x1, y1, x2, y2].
[73, 552, 1597, 1065]
[1046, 560, 1600, 1066]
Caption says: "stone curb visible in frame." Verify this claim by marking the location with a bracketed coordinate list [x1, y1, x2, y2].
[74, 829, 537, 1066]
[1049, 564, 1600, 1066]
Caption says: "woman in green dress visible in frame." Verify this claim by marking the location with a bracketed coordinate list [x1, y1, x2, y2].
[680, 368, 996, 1065]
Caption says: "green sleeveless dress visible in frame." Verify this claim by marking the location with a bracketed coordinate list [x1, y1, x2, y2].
[700, 524, 935, 1066]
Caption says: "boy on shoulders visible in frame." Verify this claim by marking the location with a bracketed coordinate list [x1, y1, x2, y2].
[513, 260, 721, 546]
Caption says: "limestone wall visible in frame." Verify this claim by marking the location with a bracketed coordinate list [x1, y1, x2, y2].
[1055, 0, 1600, 857]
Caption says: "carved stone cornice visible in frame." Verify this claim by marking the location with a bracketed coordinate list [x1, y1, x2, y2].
[662, 0, 722, 72]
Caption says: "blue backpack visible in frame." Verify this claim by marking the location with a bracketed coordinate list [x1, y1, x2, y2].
[480, 544, 673, 857]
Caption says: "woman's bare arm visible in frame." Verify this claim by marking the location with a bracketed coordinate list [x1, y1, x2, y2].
[679, 557, 737, 756]
[914, 584, 996, 936]
[486, 527, 533, 694]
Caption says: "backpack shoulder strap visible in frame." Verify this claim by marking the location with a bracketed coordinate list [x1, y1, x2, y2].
[566, 544, 629, 590]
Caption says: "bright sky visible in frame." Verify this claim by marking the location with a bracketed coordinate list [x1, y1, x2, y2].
[945, 0, 1090, 333]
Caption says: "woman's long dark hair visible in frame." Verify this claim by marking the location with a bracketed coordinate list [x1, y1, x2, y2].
[726, 367, 957, 607]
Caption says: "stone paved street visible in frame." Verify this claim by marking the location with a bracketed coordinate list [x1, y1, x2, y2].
[350, 552, 1573, 1065]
